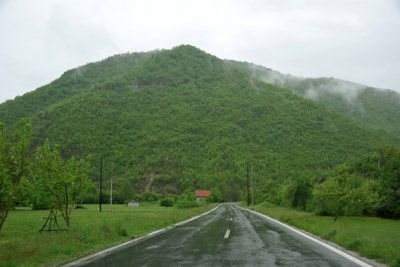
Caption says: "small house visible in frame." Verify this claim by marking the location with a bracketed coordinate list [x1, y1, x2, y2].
[195, 190, 210, 203]
[127, 200, 140, 207]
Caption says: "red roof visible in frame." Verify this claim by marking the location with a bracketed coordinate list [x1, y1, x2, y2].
[195, 190, 210, 198]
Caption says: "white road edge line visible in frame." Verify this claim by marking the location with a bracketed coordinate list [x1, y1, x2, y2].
[62, 204, 221, 267]
[237, 206, 373, 267]
[224, 229, 231, 239]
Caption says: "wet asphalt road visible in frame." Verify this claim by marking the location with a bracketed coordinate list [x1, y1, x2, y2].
[74, 204, 363, 267]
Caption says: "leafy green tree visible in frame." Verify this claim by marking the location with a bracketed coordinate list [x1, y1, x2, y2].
[342, 179, 379, 216]
[208, 187, 223, 203]
[32, 140, 90, 227]
[313, 165, 379, 219]
[359, 146, 400, 218]
[177, 189, 198, 208]
[106, 176, 135, 204]
[286, 177, 313, 210]
[0, 120, 31, 232]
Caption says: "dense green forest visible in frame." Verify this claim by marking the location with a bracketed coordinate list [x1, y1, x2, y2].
[1, 45, 399, 216]
[237, 62, 400, 137]
[313, 146, 400, 218]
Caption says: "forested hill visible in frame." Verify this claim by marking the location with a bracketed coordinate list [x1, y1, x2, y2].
[236, 62, 400, 137]
[0, 50, 158, 126]
[0, 45, 398, 201]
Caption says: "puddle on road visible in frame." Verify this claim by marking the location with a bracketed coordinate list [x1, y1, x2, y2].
[145, 245, 161, 250]
[179, 226, 199, 230]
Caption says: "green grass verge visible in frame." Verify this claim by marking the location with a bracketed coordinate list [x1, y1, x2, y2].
[0, 204, 215, 267]
[248, 202, 400, 266]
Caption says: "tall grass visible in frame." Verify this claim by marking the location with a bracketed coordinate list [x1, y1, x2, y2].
[0, 204, 214, 267]
[252, 202, 400, 266]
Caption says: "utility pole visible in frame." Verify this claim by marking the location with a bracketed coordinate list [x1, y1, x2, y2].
[99, 158, 103, 212]
[250, 163, 254, 207]
[110, 159, 113, 212]
[246, 164, 250, 206]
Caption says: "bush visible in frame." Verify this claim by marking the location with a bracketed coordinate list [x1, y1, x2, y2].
[160, 198, 174, 207]
[176, 189, 199, 208]
[31, 196, 52, 210]
[117, 227, 128, 237]
[81, 191, 98, 204]
[142, 192, 161, 202]
[393, 257, 400, 267]
[176, 199, 199, 209]
[208, 188, 223, 203]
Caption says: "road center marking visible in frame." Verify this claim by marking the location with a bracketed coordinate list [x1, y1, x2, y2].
[224, 229, 231, 239]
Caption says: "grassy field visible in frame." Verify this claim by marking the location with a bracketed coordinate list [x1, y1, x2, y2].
[249, 202, 400, 266]
[0, 204, 215, 267]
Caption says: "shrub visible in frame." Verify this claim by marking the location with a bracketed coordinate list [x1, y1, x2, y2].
[176, 199, 199, 209]
[142, 192, 161, 202]
[31, 196, 52, 210]
[160, 198, 174, 207]
[176, 189, 199, 208]
[117, 227, 128, 237]
[208, 188, 223, 203]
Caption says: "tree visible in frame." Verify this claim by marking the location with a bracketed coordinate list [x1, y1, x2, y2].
[177, 189, 198, 208]
[286, 177, 313, 210]
[0, 120, 31, 232]
[208, 187, 223, 203]
[313, 165, 379, 220]
[32, 140, 90, 227]
[368, 146, 400, 218]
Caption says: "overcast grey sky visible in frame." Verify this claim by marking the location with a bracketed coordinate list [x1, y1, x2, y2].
[1, 0, 400, 103]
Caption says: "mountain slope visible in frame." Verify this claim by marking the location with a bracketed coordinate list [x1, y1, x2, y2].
[0, 50, 157, 126]
[235, 62, 400, 137]
[1, 45, 398, 201]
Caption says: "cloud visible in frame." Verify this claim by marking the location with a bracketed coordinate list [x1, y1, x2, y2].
[1, 0, 400, 103]
[0, 0, 118, 102]
[304, 80, 365, 104]
[246, 62, 365, 106]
